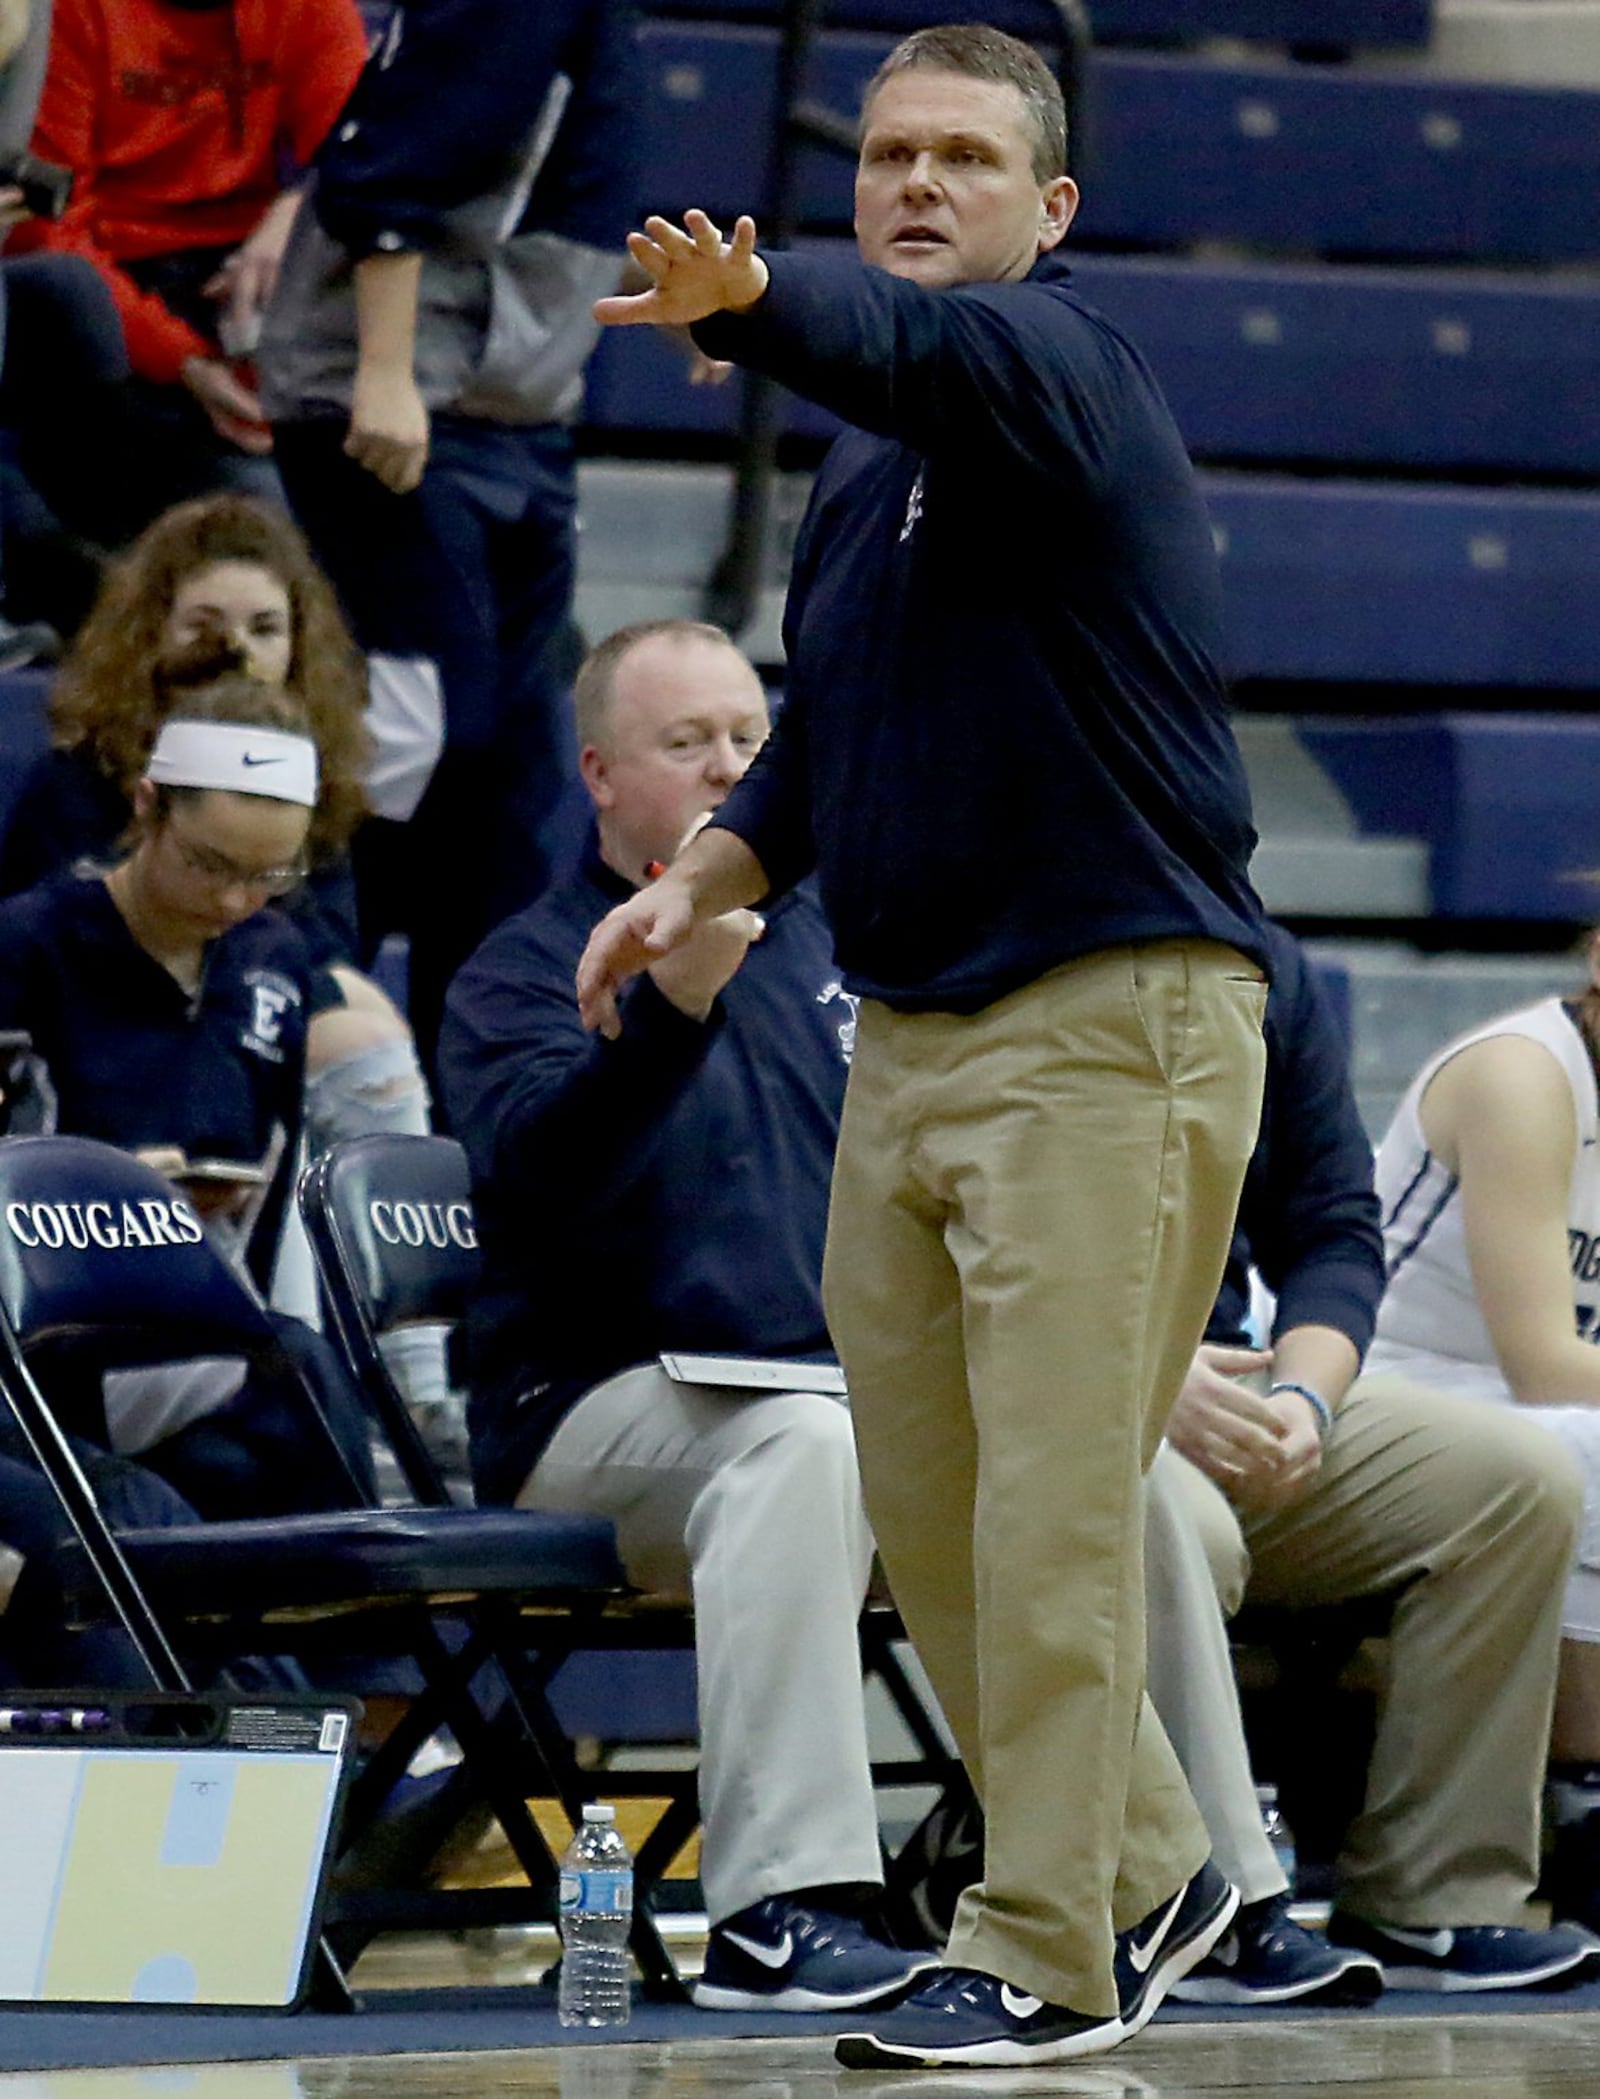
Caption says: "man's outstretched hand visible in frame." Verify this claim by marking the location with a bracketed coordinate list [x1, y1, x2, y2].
[594, 210, 769, 330]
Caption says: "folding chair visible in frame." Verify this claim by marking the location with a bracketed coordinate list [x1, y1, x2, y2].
[301, 1133, 970, 1937]
[0, 1133, 688, 1997]
[298, 1126, 476, 1510]
[300, 1131, 708, 1929]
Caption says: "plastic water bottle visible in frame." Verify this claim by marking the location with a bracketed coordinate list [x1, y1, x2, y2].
[557, 1804, 633, 2027]
[1257, 1781, 1297, 1899]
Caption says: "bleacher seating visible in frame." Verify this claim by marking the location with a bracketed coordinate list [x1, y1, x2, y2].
[1233, 717, 1430, 922]
[1069, 256, 1600, 473]
[1208, 475, 1600, 688]
[636, 26, 1600, 260]
[586, 249, 1600, 475]
[1303, 715, 1600, 921]
[1075, 52, 1600, 259]
[572, 458, 1600, 695]
[1083, 0, 1431, 36]
[639, 0, 1432, 40]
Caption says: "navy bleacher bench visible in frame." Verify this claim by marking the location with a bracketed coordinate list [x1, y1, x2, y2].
[1303, 717, 1600, 924]
[636, 27, 1600, 263]
[636, 0, 1430, 45]
[1208, 476, 1600, 691]
[584, 249, 1600, 478]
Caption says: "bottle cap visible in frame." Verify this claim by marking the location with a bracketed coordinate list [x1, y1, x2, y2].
[582, 1803, 617, 1823]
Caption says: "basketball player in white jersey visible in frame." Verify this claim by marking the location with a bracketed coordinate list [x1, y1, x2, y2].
[1367, 930, 1600, 1925]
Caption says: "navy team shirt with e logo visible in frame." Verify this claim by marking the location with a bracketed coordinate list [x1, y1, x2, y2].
[0, 867, 339, 1185]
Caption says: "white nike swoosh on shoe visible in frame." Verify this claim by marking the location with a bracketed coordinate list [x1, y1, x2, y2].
[999, 1985, 1044, 2018]
[721, 1927, 796, 1970]
[1373, 1926, 1455, 1958]
[1127, 1890, 1186, 1974]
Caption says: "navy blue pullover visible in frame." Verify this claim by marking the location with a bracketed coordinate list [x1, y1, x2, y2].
[0, 869, 340, 1285]
[261, 0, 636, 425]
[1207, 923, 1383, 1358]
[311, 0, 636, 261]
[696, 249, 1267, 1012]
[437, 844, 852, 1504]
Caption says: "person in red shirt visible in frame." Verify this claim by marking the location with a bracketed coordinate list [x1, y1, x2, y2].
[10, 0, 366, 538]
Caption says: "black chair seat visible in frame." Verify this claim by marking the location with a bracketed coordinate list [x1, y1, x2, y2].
[58, 1507, 628, 1615]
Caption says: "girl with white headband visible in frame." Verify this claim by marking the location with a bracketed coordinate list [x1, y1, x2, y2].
[0, 671, 374, 1519]
[0, 494, 463, 1489]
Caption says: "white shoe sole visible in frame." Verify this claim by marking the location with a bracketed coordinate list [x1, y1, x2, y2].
[834, 2017, 1126, 2069]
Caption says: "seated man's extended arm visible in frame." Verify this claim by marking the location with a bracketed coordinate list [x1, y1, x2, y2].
[447, 892, 761, 1203]
[576, 824, 768, 1039]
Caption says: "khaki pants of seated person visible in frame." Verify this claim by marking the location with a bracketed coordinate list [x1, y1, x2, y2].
[1153, 1376, 1581, 1927]
[520, 1367, 883, 1927]
[823, 941, 1267, 2017]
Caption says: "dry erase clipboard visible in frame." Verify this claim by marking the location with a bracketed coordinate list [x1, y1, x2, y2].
[659, 1352, 847, 1395]
[0, 1692, 357, 2010]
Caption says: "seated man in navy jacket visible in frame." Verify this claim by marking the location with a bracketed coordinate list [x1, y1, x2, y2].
[437, 618, 931, 2014]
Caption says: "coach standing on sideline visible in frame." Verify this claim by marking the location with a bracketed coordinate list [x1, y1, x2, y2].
[577, 25, 1269, 2070]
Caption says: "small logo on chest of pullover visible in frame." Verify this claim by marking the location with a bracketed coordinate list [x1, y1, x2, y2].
[899, 467, 925, 545]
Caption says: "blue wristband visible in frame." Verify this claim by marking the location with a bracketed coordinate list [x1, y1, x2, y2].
[1269, 1379, 1334, 1444]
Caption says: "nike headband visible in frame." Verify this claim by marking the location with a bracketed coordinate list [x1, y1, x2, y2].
[145, 721, 320, 807]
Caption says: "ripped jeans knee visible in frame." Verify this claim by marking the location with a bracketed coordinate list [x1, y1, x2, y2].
[306, 1038, 431, 1153]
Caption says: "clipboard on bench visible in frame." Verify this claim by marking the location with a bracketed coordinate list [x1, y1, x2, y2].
[659, 1352, 847, 1395]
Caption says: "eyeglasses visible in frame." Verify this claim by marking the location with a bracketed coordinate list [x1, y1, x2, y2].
[168, 831, 308, 898]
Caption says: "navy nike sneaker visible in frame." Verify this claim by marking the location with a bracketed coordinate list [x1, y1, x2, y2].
[1115, 1857, 1240, 2037]
[1327, 1912, 1600, 1993]
[693, 1895, 936, 2011]
[834, 1967, 1124, 2068]
[834, 1861, 1238, 2068]
[1170, 1893, 1384, 2006]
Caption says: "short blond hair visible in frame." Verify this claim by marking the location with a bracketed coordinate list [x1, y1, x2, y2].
[865, 23, 1068, 184]
[574, 618, 746, 750]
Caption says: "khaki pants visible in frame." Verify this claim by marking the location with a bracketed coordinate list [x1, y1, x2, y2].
[823, 941, 1266, 2013]
[1155, 1376, 1582, 1924]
